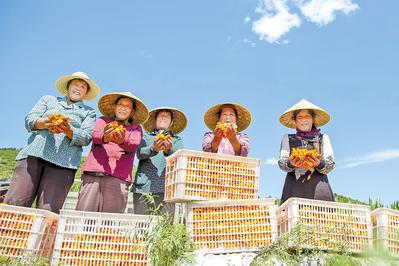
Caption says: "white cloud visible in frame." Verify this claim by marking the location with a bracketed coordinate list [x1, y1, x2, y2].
[340, 149, 399, 169]
[262, 157, 279, 165]
[252, 0, 301, 43]
[295, 0, 359, 26]
[249, 0, 359, 43]
[240, 38, 257, 48]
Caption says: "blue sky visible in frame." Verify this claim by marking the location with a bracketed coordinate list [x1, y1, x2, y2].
[1, 0, 398, 205]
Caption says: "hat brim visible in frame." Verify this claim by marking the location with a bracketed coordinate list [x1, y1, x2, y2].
[204, 102, 251, 132]
[98, 92, 149, 125]
[143, 107, 188, 135]
[56, 75, 100, 101]
[279, 100, 330, 128]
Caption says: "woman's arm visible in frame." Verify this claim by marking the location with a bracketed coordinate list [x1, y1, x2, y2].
[278, 134, 295, 172]
[315, 134, 335, 174]
[25, 95, 51, 132]
[69, 109, 96, 146]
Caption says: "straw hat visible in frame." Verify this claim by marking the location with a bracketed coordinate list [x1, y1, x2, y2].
[98, 92, 149, 125]
[204, 102, 252, 132]
[279, 99, 330, 128]
[55, 71, 100, 101]
[143, 107, 188, 135]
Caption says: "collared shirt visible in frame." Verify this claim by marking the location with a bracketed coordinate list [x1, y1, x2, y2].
[132, 131, 183, 193]
[202, 132, 250, 157]
[82, 116, 143, 184]
[16, 95, 96, 169]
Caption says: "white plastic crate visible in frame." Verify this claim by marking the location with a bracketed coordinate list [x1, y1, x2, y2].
[0, 204, 59, 260]
[184, 198, 277, 254]
[51, 210, 158, 266]
[371, 208, 399, 258]
[164, 149, 260, 203]
[277, 197, 372, 253]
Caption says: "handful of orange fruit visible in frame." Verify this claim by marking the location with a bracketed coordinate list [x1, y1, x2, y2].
[215, 122, 237, 137]
[290, 148, 320, 171]
[106, 121, 126, 142]
[156, 133, 171, 141]
[48, 113, 70, 127]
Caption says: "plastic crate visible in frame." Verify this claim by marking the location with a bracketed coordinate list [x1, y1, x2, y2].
[0, 204, 59, 259]
[371, 208, 399, 258]
[164, 149, 260, 203]
[184, 198, 277, 254]
[276, 198, 372, 253]
[51, 210, 158, 266]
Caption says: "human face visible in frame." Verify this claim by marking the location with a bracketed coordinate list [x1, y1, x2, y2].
[219, 107, 237, 124]
[67, 79, 89, 102]
[155, 111, 173, 130]
[115, 98, 135, 122]
[295, 109, 314, 132]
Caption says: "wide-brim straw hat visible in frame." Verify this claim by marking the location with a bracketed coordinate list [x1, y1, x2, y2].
[143, 107, 188, 135]
[55, 71, 100, 101]
[98, 92, 149, 125]
[204, 102, 252, 132]
[279, 99, 330, 128]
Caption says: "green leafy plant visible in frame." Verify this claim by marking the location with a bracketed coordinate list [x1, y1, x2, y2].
[0, 256, 50, 266]
[250, 223, 362, 266]
[141, 193, 195, 266]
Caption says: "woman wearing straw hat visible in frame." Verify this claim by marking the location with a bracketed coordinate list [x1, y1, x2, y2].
[278, 99, 335, 204]
[75, 92, 149, 213]
[5, 71, 99, 214]
[203, 103, 251, 156]
[132, 107, 187, 215]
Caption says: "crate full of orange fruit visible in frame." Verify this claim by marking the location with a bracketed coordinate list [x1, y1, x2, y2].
[277, 197, 372, 253]
[51, 210, 159, 266]
[0, 204, 59, 260]
[164, 149, 260, 203]
[371, 208, 399, 258]
[183, 198, 277, 254]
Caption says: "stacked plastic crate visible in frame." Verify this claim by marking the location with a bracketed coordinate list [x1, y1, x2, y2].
[0, 204, 59, 260]
[277, 197, 372, 253]
[51, 210, 158, 265]
[372, 208, 399, 258]
[164, 149, 277, 254]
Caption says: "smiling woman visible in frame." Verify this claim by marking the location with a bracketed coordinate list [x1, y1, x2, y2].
[4, 71, 99, 214]
[278, 99, 336, 204]
[76, 92, 149, 213]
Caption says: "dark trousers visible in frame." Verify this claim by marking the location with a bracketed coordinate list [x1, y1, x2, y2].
[133, 192, 175, 216]
[75, 174, 129, 213]
[4, 156, 76, 214]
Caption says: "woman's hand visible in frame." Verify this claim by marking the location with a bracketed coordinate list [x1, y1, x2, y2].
[103, 123, 115, 143]
[48, 121, 73, 139]
[152, 137, 164, 152]
[225, 125, 237, 142]
[213, 127, 224, 141]
[162, 137, 173, 154]
[112, 130, 125, 145]
[290, 157, 303, 168]
[306, 155, 321, 168]
[35, 117, 52, 130]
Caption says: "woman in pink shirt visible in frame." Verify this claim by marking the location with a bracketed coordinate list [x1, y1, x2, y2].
[202, 102, 251, 157]
[76, 92, 149, 213]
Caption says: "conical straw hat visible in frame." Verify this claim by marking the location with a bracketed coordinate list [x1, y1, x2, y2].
[98, 92, 149, 125]
[204, 102, 251, 132]
[143, 107, 188, 135]
[55, 71, 100, 101]
[279, 99, 330, 128]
